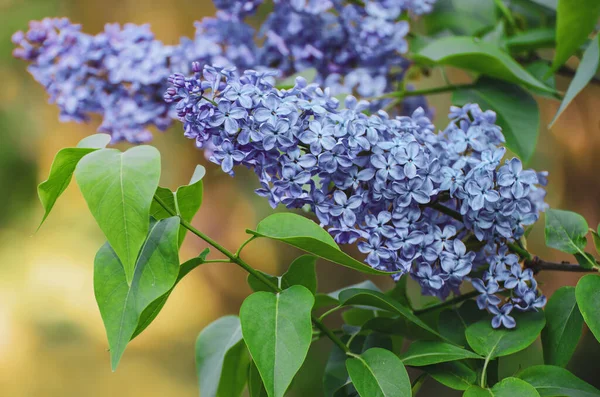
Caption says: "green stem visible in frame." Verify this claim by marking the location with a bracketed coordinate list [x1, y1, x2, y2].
[481, 355, 491, 388]
[319, 305, 344, 321]
[413, 290, 480, 316]
[152, 194, 350, 353]
[235, 235, 257, 257]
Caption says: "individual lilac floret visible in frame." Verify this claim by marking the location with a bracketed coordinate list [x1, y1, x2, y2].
[167, 65, 548, 328]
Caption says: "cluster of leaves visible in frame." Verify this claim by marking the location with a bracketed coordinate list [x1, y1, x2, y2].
[35, 133, 600, 396]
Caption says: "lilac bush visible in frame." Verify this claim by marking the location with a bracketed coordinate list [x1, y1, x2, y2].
[13, 1, 600, 395]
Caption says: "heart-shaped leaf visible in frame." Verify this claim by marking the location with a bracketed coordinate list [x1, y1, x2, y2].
[466, 311, 546, 359]
[196, 315, 249, 397]
[247, 255, 317, 294]
[248, 213, 397, 275]
[131, 250, 209, 339]
[541, 286, 583, 366]
[240, 285, 314, 397]
[545, 209, 596, 268]
[150, 165, 205, 246]
[346, 348, 411, 397]
[38, 133, 111, 227]
[518, 365, 600, 397]
[400, 341, 482, 366]
[575, 274, 600, 343]
[77, 146, 161, 284]
[94, 216, 180, 370]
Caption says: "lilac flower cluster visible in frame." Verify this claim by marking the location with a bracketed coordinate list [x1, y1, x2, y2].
[12, 18, 173, 143]
[13, 0, 437, 142]
[259, 0, 411, 98]
[166, 65, 548, 326]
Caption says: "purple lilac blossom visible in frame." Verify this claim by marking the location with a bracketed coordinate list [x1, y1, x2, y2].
[167, 65, 548, 326]
[13, 0, 436, 143]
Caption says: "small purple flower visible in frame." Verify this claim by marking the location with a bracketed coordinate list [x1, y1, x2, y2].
[392, 177, 432, 206]
[364, 211, 396, 239]
[274, 165, 311, 197]
[472, 278, 501, 310]
[371, 153, 404, 182]
[358, 234, 391, 267]
[300, 121, 337, 154]
[465, 174, 500, 211]
[254, 95, 294, 125]
[504, 263, 533, 291]
[211, 139, 245, 174]
[395, 141, 426, 179]
[209, 101, 247, 135]
[498, 158, 539, 199]
[260, 119, 293, 150]
[330, 190, 362, 226]
[490, 303, 516, 329]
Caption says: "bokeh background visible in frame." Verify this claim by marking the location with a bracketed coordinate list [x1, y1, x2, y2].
[1, 0, 600, 395]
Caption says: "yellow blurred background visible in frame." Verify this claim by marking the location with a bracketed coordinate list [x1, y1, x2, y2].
[1, 0, 599, 395]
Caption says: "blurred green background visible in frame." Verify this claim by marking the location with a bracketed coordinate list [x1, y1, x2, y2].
[1, 0, 600, 395]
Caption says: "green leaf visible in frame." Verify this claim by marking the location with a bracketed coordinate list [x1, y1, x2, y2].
[93, 216, 180, 370]
[324, 344, 352, 397]
[314, 280, 381, 311]
[541, 286, 583, 366]
[247, 271, 280, 293]
[545, 209, 594, 268]
[386, 276, 411, 308]
[490, 377, 541, 397]
[338, 288, 448, 342]
[438, 301, 486, 346]
[592, 226, 600, 254]
[400, 341, 482, 366]
[248, 213, 397, 275]
[281, 255, 318, 294]
[550, 0, 600, 74]
[76, 146, 161, 284]
[415, 36, 556, 94]
[346, 348, 411, 397]
[323, 335, 370, 397]
[464, 386, 494, 396]
[131, 251, 209, 339]
[248, 360, 269, 397]
[75, 133, 112, 148]
[423, 362, 477, 391]
[504, 28, 556, 52]
[575, 274, 600, 343]
[423, 0, 496, 36]
[247, 255, 317, 294]
[453, 77, 539, 162]
[518, 365, 600, 396]
[37, 134, 111, 227]
[527, 0, 557, 9]
[196, 315, 249, 397]
[150, 165, 205, 246]
[550, 34, 600, 126]
[240, 285, 314, 397]
[466, 311, 546, 359]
